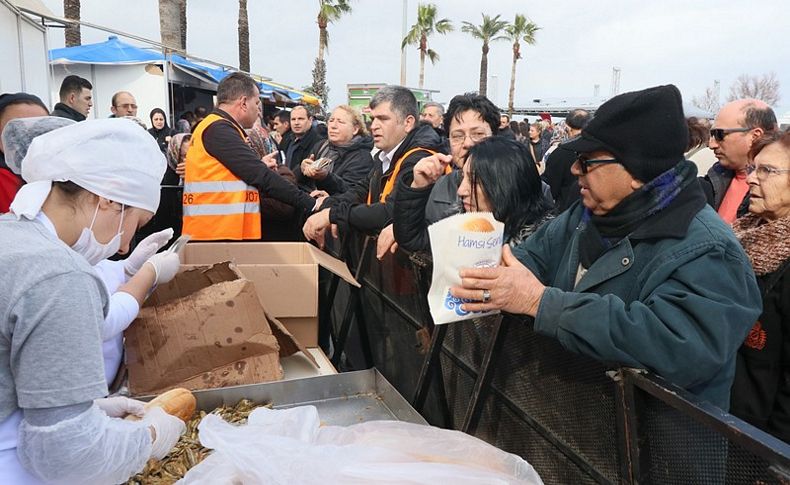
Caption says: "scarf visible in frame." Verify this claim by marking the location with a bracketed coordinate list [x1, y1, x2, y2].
[732, 213, 790, 276]
[579, 160, 703, 268]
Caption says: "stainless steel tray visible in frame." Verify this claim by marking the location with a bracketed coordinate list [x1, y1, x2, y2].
[191, 368, 427, 426]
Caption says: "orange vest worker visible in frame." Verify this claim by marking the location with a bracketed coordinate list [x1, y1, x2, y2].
[182, 113, 262, 240]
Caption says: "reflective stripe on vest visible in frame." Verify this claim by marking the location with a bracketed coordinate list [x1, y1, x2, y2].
[182, 113, 262, 241]
[367, 147, 438, 205]
[183, 202, 261, 216]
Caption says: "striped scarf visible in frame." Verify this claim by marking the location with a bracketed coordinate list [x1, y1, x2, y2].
[579, 160, 698, 268]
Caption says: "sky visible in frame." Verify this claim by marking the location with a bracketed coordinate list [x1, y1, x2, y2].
[38, 0, 790, 117]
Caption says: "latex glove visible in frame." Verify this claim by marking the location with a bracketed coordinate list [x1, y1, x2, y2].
[94, 396, 146, 419]
[124, 228, 174, 276]
[141, 407, 185, 460]
[144, 250, 181, 285]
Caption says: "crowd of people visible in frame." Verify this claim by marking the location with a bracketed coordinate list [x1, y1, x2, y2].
[0, 68, 788, 483]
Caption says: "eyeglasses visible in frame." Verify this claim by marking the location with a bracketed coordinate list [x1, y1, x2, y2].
[710, 127, 751, 142]
[575, 155, 620, 174]
[449, 131, 490, 145]
[745, 164, 790, 180]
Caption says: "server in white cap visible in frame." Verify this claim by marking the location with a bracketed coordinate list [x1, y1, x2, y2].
[0, 118, 185, 484]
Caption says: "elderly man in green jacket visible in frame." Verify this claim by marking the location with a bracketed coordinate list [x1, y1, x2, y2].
[453, 84, 762, 411]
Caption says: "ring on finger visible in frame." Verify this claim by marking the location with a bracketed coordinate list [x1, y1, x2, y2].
[482, 289, 491, 303]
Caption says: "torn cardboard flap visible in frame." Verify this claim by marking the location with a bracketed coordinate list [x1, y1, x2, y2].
[304, 243, 360, 287]
[180, 243, 360, 346]
[125, 262, 316, 396]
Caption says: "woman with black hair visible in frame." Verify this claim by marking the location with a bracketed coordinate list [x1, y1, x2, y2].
[395, 136, 552, 252]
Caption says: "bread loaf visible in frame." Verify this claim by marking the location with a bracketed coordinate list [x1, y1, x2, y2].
[461, 217, 495, 232]
[126, 388, 197, 423]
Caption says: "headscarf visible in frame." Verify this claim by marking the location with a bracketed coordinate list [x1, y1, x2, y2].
[10, 118, 166, 218]
[148, 108, 169, 133]
[166, 133, 191, 172]
[246, 123, 276, 159]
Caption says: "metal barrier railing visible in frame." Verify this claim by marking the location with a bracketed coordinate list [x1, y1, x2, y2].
[145, 196, 790, 484]
[322, 232, 790, 485]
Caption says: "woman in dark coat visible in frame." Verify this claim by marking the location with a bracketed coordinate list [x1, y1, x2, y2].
[148, 108, 173, 154]
[730, 130, 790, 443]
[300, 105, 373, 196]
[149, 108, 177, 184]
[394, 137, 552, 252]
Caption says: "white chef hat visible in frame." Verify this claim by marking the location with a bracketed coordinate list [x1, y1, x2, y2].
[10, 118, 166, 219]
[2, 116, 76, 174]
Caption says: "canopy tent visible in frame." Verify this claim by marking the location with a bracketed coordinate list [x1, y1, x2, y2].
[50, 36, 162, 65]
[48, 36, 319, 105]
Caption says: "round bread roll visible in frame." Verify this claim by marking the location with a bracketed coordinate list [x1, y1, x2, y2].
[462, 217, 495, 232]
[126, 388, 197, 423]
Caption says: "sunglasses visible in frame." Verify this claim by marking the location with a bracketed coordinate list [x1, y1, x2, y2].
[576, 155, 620, 174]
[710, 127, 751, 142]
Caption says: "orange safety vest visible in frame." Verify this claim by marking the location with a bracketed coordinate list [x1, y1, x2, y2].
[182, 113, 262, 241]
[367, 147, 449, 205]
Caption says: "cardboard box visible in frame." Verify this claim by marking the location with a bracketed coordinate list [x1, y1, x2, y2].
[182, 242, 360, 347]
[125, 262, 316, 396]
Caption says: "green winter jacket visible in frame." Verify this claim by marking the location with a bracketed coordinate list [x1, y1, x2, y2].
[513, 201, 762, 410]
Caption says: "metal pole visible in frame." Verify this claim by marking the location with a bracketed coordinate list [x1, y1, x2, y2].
[399, 0, 407, 86]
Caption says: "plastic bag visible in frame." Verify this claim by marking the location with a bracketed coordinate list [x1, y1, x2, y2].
[178, 405, 542, 485]
[428, 212, 505, 324]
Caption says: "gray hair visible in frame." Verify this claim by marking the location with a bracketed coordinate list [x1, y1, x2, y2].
[422, 101, 445, 115]
[370, 86, 418, 122]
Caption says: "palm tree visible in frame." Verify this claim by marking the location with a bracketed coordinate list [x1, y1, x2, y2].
[312, 0, 352, 109]
[179, 0, 187, 50]
[63, 0, 81, 47]
[401, 3, 453, 89]
[158, 0, 182, 52]
[461, 14, 509, 97]
[505, 14, 539, 116]
[317, 0, 352, 62]
[238, 0, 250, 72]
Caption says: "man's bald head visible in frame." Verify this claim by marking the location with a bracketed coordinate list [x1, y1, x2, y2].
[710, 98, 777, 170]
[719, 98, 777, 131]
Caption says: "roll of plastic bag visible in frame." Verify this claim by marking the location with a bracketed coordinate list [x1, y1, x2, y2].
[178, 405, 542, 485]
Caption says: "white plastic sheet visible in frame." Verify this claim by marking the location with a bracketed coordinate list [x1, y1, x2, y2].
[178, 405, 542, 485]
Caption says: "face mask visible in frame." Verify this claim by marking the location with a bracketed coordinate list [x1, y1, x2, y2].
[71, 202, 125, 265]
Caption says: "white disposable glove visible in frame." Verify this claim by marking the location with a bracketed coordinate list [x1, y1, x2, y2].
[144, 250, 181, 285]
[124, 228, 174, 276]
[94, 396, 146, 418]
[141, 407, 185, 460]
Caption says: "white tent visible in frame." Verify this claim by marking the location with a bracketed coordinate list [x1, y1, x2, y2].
[0, 0, 49, 101]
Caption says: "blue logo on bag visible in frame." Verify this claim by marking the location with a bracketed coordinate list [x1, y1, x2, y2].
[443, 289, 484, 317]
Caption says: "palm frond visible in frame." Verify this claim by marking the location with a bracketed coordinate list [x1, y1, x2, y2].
[426, 48, 439, 65]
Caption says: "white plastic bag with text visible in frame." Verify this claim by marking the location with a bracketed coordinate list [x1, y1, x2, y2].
[427, 212, 504, 324]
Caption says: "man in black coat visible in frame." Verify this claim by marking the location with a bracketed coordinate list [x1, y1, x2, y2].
[285, 105, 326, 190]
[272, 109, 294, 160]
[302, 86, 447, 253]
[541, 109, 592, 213]
[51, 75, 93, 122]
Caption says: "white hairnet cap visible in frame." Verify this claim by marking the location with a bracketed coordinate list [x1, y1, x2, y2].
[10, 118, 166, 219]
[1, 116, 76, 175]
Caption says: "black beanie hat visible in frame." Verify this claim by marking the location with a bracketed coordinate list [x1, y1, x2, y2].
[0, 92, 48, 117]
[561, 84, 688, 182]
